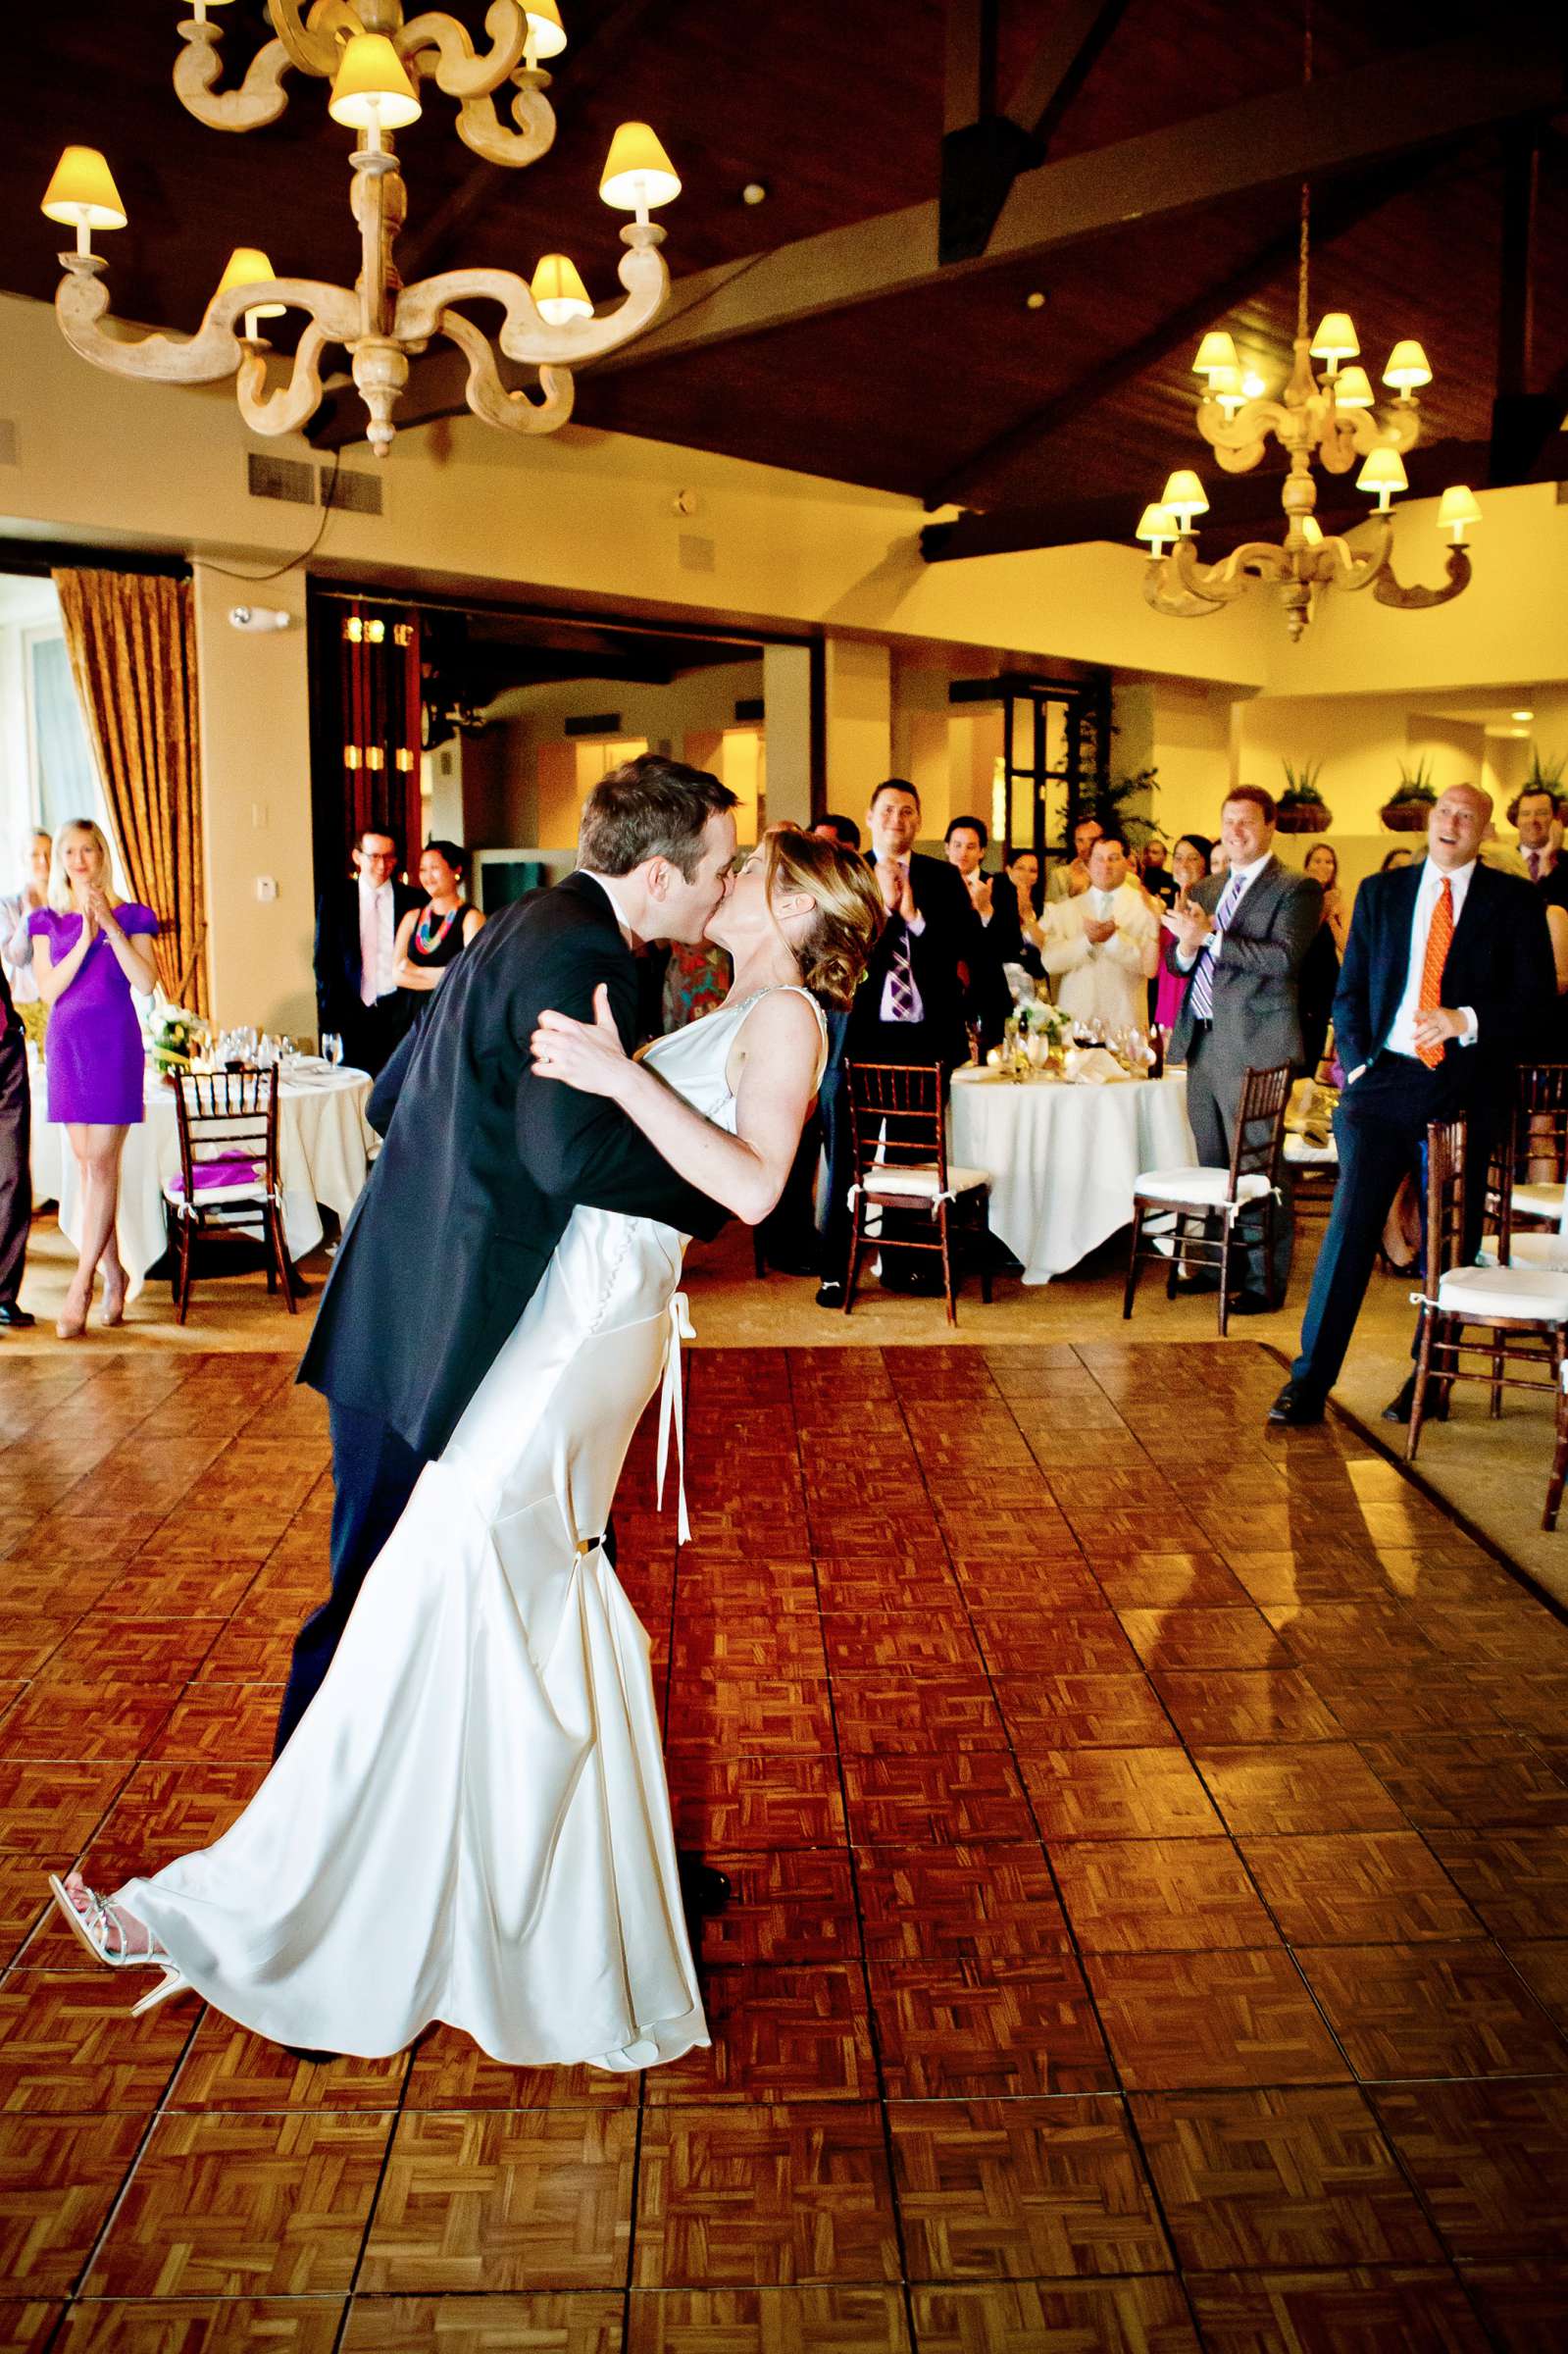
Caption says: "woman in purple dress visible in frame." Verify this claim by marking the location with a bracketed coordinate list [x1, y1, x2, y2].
[30, 820, 159, 1338]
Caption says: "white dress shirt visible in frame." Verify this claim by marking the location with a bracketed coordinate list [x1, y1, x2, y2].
[0, 894, 40, 1005]
[1384, 857, 1479, 1059]
[1041, 881, 1158, 1029]
[1174, 851, 1272, 975]
[358, 876, 396, 1007]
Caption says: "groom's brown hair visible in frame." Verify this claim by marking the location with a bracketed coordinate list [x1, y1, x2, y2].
[580, 753, 737, 882]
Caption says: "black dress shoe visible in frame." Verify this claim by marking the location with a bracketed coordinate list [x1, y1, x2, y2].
[815, 1280, 845, 1309]
[1268, 1381, 1325, 1426]
[678, 1856, 731, 1918]
[1383, 1373, 1449, 1424]
[0, 1304, 35, 1328]
[1228, 1290, 1275, 1316]
[1171, 1274, 1222, 1297]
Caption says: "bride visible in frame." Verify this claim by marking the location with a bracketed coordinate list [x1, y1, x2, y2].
[48, 828, 881, 2069]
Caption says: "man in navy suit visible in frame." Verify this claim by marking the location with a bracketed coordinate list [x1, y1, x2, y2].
[314, 824, 423, 1076]
[1270, 784, 1554, 1426]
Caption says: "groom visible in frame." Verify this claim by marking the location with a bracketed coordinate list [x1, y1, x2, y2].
[280, 755, 739, 1755]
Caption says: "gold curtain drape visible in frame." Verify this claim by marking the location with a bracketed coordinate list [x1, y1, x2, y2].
[51, 567, 207, 1015]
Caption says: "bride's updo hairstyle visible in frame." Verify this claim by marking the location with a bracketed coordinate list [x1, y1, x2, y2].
[762, 826, 884, 1008]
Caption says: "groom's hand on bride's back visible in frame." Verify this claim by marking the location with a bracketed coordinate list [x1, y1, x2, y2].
[531, 985, 630, 1100]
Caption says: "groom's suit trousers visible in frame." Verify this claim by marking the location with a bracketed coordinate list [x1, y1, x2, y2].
[273, 1400, 428, 1757]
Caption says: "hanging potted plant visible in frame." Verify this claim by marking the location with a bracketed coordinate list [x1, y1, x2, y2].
[1276, 758, 1333, 834]
[1382, 755, 1439, 832]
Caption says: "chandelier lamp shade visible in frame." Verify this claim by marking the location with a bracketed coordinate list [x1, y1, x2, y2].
[40, 3, 682, 458]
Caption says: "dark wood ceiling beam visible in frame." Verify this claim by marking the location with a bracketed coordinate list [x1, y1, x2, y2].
[596, 29, 1564, 376]
[1005, 0, 1134, 151]
[924, 149, 1449, 511]
[921, 434, 1568, 561]
[939, 0, 1131, 263]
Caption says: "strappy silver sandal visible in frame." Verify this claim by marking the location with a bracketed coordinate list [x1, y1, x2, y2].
[46, 1874, 190, 2018]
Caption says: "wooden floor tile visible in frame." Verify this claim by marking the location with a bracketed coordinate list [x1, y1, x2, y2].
[1506, 1940, 1568, 2033]
[359, 2111, 635, 2292]
[1458, 2260, 1568, 2353]
[147, 1687, 286, 1765]
[1353, 1732, 1568, 1832]
[647, 1966, 875, 2103]
[829, 1668, 1007, 1756]
[1299, 1664, 1502, 1738]
[1293, 1941, 1568, 2082]
[624, 2287, 909, 2353]
[663, 1674, 835, 1756]
[1050, 1839, 1280, 1953]
[1239, 1832, 1488, 1946]
[1021, 1749, 1224, 1841]
[0, 1762, 127, 1860]
[1090, 1555, 1254, 1610]
[1372, 2079, 1568, 2260]
[0, 1683, 177, 1765]
[1183, 2267, 1489, 2352]
[991, 1673, 1179, 1752]
[342, 2292, 624, 2351]
[668, 1756, 844, 1850]
[1086, 1950, 1351, 2091]
[1193, 1744, 1407, 1837]
[57, 2302, 344, 2350]
[35, 1620, 226, 1688]
[970, 1611, 1141, 1677]
[0, 1972, 191, 2115]
[401, 2028, 634, 2113]
[1115, 1609, 1295, 1673]
[1149, 1668, 1342, 1747]
[888, 2095, 1172, 2280]
[842, 1753, 1035, 1847]
[853, 1846, 1069, 1970]
[632, 2102, 899, 2287]
[868, 1961, 1114, 2098]
[86, 2110, 392, 2297]
[908, 2278, 1199, 2353]
[0, 2113, 146, 2294]
[168, 2015, 410, 2111]
[694, 1850, 860, 1970]
[0, 1860, 49, 1970]
[1131, 2084, 1443, 2270]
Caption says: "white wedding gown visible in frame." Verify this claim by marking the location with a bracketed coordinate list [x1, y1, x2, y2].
[120, 987, 825, 2067]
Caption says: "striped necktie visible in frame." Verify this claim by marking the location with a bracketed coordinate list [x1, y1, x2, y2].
[1187, 869, 1245, 1022]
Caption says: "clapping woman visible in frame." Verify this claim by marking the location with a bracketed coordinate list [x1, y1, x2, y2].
[393, 840, 484, 1028]
[29, 821, 159, 1337]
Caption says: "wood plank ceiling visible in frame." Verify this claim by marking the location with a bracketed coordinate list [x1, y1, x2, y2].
[6, 0, 1566, 561]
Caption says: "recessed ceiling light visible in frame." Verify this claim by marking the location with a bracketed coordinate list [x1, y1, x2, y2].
[1512, 708, 1535, 722]
[741, 181, 768, 205]
[1025, 290, 1047, 311]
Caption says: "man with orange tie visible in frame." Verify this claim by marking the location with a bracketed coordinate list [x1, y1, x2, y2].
[1270, 784, 1554, 1426]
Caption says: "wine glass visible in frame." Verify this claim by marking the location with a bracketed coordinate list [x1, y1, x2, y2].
[322, 1032, 344, 1068]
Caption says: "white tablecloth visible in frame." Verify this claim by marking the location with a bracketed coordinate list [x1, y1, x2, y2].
[950, 1065, 1195, 1283]
[28, 1057, 376, 1299]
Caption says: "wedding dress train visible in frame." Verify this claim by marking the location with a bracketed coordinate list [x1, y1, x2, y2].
[117, 988, 823, 2066]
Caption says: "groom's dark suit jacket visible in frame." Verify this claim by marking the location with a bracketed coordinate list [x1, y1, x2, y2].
[299, 872, 726, 1459]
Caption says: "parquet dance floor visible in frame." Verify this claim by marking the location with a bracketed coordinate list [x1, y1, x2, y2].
[3, 1339, 1568, 2350]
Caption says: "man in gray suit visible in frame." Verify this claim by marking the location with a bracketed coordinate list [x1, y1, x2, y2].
[1168, 786, 1323, 1310]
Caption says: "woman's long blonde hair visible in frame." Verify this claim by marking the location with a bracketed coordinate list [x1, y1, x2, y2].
[47, 819, 118, 915]
[761, 826, 884, 1008]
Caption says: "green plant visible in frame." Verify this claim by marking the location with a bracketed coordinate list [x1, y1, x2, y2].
[1279, 758, 1326, 805]
[1056, 766, 1160, 851]
[1391, 755, 1438, 802]
[1527, 748, 1567, 792]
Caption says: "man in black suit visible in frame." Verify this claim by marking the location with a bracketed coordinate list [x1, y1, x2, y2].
[280, 757, 738, 1753]
[1271, 783, 1555, 1426]
[0, 952, 33, 1329]
[314, 823, 423, 1076]
[945, 813, 1025, 1032]
[1169, 786, 1323, 1309]
[816, 778, 985, 1304]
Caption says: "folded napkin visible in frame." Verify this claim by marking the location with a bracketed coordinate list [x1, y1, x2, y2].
[168, 1157, 263, 1195]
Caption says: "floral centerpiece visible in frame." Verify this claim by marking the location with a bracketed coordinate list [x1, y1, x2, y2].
[150, 1004, 205, 1078]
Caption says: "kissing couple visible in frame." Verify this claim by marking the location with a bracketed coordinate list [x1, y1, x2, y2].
[50, 755, 881, 2071]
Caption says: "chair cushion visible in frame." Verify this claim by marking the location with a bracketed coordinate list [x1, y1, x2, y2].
[1135, 1166, 1272, 1208]
[1284, 1133, 1338, 1166]
[857, 1162, 989, 1200]
[1436, 1262, 1568, 1321]
[164, 1157, 266, 1209]
[1511, 1181, 1566, 1221]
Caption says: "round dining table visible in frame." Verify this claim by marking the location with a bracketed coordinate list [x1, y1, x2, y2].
[27, 1055, 377, 1300]
[949, 1062, 1195, 1284]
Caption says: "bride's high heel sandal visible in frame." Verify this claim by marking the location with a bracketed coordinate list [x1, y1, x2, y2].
[46, 1873, 190, 2017]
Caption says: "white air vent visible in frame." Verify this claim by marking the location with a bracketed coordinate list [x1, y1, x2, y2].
[0, 421, 18, 467]
[322, 468, 383, 516]
[247, 453, 316, 505]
